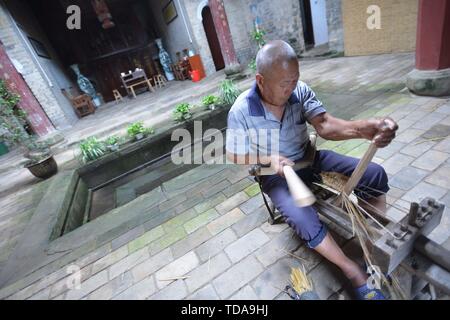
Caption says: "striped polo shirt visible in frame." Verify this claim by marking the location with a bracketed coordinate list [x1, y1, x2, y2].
[225, 81, 326, 162]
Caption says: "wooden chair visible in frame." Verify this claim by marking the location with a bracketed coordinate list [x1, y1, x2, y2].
[120, 69, 154, 98]
[171, 64, 183, 81]
[112, 89, 124, 103]
[61, 88, 95, 118]
[153, 74, 167, 88]
[171, 63, 190, 81]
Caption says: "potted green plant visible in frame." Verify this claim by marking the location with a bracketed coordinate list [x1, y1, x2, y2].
[202, 95, 220, 111]
[127, 122, 146, 140]
[173, 103, 192, 122]
[127, 122, 154, 141]
[105, 135, 120, 152]
[79, 136, 106, 163]
[248, 28, 266, 73]
[219, 80, 241, 106]
[0, 79, 58, 179]
[251, 28, 266, 48]
[248, 58, 257, 73]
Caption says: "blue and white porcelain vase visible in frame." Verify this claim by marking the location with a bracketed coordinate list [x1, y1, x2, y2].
[155, 39, 174, 81]
[70, 64, 101, 107]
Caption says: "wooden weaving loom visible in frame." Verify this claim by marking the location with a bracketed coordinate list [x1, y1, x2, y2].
[249, 133, 450, 300]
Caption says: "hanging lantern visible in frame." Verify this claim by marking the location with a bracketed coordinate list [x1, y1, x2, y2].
[91, 0, 115, 29]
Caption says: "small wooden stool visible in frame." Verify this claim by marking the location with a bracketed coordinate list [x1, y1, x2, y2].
[113, 89, 123, 103]
[153, 74, 167, 88]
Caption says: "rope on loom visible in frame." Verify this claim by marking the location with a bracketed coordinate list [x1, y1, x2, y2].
[312, 171, 409, 299]
[340, 193, 408, 300]
[312, 171, 411, 215]
[353, 185, 411, 215]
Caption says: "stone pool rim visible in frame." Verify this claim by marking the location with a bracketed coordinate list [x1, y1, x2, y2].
[0, 104, 232, 289]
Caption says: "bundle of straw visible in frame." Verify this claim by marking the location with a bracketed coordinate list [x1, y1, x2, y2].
[289, 266, 320, 300]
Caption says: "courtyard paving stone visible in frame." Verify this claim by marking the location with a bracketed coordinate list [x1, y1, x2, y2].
[389, 166, 429, 191]
[224, 228, 270, 263]
[212, 255, 264, 299]
[411, 150, 449, 171]
[148, 227, 187, 256]
[207, 208, 246, 235]
[195, 229, 238, 263]
[183, 209, 219, 234]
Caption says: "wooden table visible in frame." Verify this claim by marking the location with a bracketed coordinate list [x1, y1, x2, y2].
[120, 69, 154, 98]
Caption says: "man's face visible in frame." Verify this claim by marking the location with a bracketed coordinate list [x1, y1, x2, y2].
[257, 61, 299, 107]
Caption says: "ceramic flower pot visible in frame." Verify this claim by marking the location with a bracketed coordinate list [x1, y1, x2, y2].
[25, 155, 58, 179]
[108, 144, 119, 152]
[134, 133, 144, 140]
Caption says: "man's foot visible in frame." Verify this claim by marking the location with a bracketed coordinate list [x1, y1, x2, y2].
[360, 262, 392, 285]
[354, 283, 386, 300]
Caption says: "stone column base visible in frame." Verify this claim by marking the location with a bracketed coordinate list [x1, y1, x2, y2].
[224, 63, 242, 76]
[224, 63, 246, 81]
[406, 68, 450, 97]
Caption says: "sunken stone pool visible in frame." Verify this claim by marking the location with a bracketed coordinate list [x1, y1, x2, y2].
[0, 105, 234, 287]
[58, 105, 231, 237]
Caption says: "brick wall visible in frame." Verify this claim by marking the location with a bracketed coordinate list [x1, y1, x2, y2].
[326, 0, 344, 52]
[222, 0, 255, 68]
[341, 0, 418, 56]
[183, 0, 306, 76]
[0, 1, 77, 130]
[243, 0, 305, 55]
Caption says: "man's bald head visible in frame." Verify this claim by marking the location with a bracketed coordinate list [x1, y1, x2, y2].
[256, 40, 298, 77]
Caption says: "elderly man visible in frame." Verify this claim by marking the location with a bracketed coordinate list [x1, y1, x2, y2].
[226, 40, 398, 300]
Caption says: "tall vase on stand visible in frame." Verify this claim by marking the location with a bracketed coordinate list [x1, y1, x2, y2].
[70, 64, 101, 107]
[155, 39, 174, 81]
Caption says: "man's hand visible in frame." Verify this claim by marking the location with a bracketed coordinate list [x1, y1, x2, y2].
[359, 117, 398, 148]
[270, 154, 294, 177]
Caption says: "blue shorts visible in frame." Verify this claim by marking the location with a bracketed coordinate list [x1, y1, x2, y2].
[260, 150, 389, 248]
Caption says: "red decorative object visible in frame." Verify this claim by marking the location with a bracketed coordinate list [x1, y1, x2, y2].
[189, 70, 200, 82]
[188, 55, 206, 81]
[91, 0, 115, 29]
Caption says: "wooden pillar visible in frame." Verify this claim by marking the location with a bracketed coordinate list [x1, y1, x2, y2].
[0, 42, 54, 136]
[415, 0, 450, 70]
[407, 0, 450, 96]
[208, 0, 239, 68]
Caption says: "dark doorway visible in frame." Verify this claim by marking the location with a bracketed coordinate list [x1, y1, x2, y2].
[299, 0, 315, 49]
[27, 0, 161, 102]
[202, 6, 225, 71]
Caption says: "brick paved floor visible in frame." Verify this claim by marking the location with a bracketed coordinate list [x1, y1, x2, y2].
[0, 53, 448, 300]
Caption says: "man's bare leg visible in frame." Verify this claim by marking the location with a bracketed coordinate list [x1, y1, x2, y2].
[314, 232, 367, 287]
[359, 194, 387, 216]
[314, 194, 387, 288]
